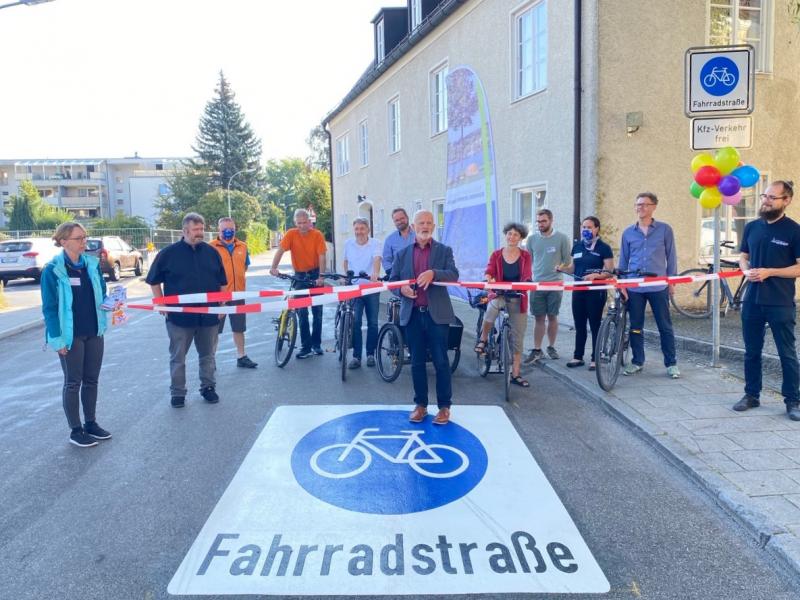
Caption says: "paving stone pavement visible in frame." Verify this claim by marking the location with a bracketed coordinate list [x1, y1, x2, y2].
[450, 297, 800, 581]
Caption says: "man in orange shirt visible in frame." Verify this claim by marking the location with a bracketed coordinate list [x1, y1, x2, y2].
[270, 208, 327, 359]
[211, 217, 257, 369]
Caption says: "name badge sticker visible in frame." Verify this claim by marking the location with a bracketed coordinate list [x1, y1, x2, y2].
[572, 252, 583, 259]
[69, 277, 81, 286]
[546, 247, 556, 254]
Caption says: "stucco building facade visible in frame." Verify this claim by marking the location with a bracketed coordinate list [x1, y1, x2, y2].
[324, 0, 800, 273]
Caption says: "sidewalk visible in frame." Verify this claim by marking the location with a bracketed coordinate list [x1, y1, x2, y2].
[450, 298, 800, 581]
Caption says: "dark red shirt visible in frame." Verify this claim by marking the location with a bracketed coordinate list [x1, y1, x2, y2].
[412, 241, 432, 307]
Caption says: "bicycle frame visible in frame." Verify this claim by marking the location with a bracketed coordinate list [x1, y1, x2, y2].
[337, 428, 441, 465]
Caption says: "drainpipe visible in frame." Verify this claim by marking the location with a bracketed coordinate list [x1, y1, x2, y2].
[325, 125, 336, 271]
[572, 0, 582, 240]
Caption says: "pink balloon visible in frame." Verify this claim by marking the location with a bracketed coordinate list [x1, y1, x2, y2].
[722, 191, 743, 206]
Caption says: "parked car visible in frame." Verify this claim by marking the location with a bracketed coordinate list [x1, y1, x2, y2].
[0, 237, 61, 285]
[85, 236, 143, 281]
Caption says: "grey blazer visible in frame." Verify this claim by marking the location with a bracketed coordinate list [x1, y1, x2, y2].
[389, 239, 459, 326]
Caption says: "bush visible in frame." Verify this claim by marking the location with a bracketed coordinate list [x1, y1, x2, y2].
[244, 221, 268, 255]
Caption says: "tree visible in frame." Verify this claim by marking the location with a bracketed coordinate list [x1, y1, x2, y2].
[6, 180, 70, 230]
[306, 124, 330, 172]
[296, 169, 332, 240]
[92, 211, 149, 230]
[7, 196, 36, 231]
[262, 157, 308, 226]
[194, 189, 262, 232]
[262, 201, 285, 232]
[191, 71, 263, 194]
[155, 168, 212, 229]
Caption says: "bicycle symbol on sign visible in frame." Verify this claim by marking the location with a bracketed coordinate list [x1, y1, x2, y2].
[703, 66, 736, 88]
[310, 428, 469, 479]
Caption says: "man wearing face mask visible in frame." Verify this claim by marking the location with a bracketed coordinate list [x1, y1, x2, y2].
[733, 180, 800, 420]
[211, 217, 257, 369]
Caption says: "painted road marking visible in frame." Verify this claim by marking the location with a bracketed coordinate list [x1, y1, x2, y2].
[168, 405, 609, 595]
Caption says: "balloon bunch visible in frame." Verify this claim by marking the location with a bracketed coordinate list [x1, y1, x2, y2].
[690, 146, 760, 209]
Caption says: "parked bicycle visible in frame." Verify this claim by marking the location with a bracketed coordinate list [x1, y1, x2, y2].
[471, 289, 522, 403]
[327, 270, 371, 382]
[670, 240, 750, 319]
[375, 287, 462, 383]
[271, 272, 315, 367]
[595, 269, 657, 392]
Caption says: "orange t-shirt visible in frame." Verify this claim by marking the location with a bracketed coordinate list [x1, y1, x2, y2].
[280, 228, 327, 272]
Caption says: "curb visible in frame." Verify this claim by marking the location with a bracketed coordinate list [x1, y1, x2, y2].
[537, 358, 800, 585]
[0, 317, 43, 341]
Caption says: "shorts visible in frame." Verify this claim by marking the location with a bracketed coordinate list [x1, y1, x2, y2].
[483, 297, 527, 353]
[218, 299, 246, 333]
[530, 290, 563, 316]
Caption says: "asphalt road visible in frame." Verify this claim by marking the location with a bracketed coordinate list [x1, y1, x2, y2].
[1, 266, 798, 599]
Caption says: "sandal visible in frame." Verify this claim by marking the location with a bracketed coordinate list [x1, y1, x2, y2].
[588, 362, 596, 371]
[474, 340, 487, 354]
[510, 376, 530, 387]
[566, 359, 585, 368]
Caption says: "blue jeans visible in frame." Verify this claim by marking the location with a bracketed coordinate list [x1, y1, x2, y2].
[742, 302, 799, 404]
[404, 308, 452, 409]
[293, 271, 322, 351]
[352, 294, 379, 359]
[627, 289, 676, 368]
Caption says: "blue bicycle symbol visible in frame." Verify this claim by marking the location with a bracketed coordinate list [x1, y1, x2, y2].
[700, 57, 739, 96]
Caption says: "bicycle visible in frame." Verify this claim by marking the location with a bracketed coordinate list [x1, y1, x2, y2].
[309, 427, 468, 479]
[703, 66, 736, 88]
[375, 288, 462, 383]
[472, 289, 522, 403]
[595, 269, 656, 392]
[326, 270, 371, 382]
[271, 272, 316, 367]
[670, 240, 750, 319]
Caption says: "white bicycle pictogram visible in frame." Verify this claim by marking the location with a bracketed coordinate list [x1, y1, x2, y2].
[703, 66, 736, 88]
[310, 427, 469, 479]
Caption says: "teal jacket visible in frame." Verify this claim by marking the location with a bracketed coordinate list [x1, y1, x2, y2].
[40, 252, 108, 351]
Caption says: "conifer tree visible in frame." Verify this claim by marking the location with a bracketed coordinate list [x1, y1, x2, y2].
[191, 71, 262, 194]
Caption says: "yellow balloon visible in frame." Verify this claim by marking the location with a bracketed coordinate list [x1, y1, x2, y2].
[699, 187, 722, 209]
[691, 153, 715, 173]
[714, 146, 740, 175]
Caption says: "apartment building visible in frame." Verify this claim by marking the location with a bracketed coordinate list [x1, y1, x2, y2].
[0, 155, 185, 227]
[323, 0, 800, 272]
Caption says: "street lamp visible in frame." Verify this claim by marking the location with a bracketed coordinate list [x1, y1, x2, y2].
[0, 0, 55, 11]
[226, 167, 257, 217]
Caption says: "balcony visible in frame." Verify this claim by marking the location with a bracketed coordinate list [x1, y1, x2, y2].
[52, 197, 102, 209]
[19, 172, 107, 184]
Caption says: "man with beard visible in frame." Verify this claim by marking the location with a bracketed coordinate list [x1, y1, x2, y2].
[381, 207, 416, 277]
[733, 181, 800, 420]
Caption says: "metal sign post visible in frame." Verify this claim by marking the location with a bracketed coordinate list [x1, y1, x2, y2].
[712, 208, 721, 367]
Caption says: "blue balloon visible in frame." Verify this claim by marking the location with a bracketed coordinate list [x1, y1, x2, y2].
[732, 165, 760, 188]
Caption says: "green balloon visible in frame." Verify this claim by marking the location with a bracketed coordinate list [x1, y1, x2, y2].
[690, 181, 704, 199]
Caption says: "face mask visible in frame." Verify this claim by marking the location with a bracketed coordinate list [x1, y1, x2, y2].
[581, 229, 594, 243]
[222, 228, 235, 241]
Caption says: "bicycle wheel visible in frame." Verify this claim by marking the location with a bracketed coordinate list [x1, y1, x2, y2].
[477, 330, 493, 377]
[448, 347, 461, 373]
[334, 306, 343, 359]
[340, 311, 352, 382]
[670, 268, 712, 318]
[273, 310, 297, 368]
[408, 444, 469, 478]
[501, 323, 512, 402]
[619, 310, 631, 367]
[310, 443, 371, 479]
[596, 315, 624, 392]
[376, 324, 404, 382]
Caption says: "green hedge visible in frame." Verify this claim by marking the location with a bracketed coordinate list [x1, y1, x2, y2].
[243, 222, 269, 255]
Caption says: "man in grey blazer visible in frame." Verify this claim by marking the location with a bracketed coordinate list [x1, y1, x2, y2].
[389, 210, 459, 425]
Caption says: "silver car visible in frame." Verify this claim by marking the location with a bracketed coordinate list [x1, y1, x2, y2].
[0, 237, 61, 285]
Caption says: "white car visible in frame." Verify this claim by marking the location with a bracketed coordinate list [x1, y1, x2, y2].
[0, 237, 61, 285]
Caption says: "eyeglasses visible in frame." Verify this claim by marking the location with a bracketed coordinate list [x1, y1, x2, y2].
[66, 236, 87, 241]
[760, 194, 788, 201]
[635, 203, 655, 208]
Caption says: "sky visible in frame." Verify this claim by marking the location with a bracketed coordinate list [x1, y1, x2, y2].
[0, 0, 399, 161]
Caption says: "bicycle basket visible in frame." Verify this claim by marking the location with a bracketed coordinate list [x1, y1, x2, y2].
[469, 291, 489, 309]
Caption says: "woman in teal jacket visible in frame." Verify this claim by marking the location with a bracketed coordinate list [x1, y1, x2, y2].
[41, 222, 112, 448]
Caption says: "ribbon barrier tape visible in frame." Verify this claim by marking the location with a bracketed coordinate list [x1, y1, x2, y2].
[127, 271, 743, 314]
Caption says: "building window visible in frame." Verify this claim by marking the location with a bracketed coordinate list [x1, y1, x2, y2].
[155, 163, 164, 171]
[388, 97, 401, 154]
[336, 134, 350, 176]
[700, 172, 768, 257]
[376, 18, 385, 63]
[514, 185, 547, 235]
[432, 199, 445, 240]
[359, 120, 369, 167]
[514, 1, 547, 100]
[411, 0, 423, 29]
[0, 171, 7, 185]
[430, 64, 448, 136]
[708, 0, 773, 73]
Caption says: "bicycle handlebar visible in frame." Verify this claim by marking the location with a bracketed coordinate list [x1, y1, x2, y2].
[273, 272, 316, 285]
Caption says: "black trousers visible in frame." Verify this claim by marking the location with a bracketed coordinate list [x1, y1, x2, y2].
[571, 290, 606, 362]
[59, 335, 104, 430]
